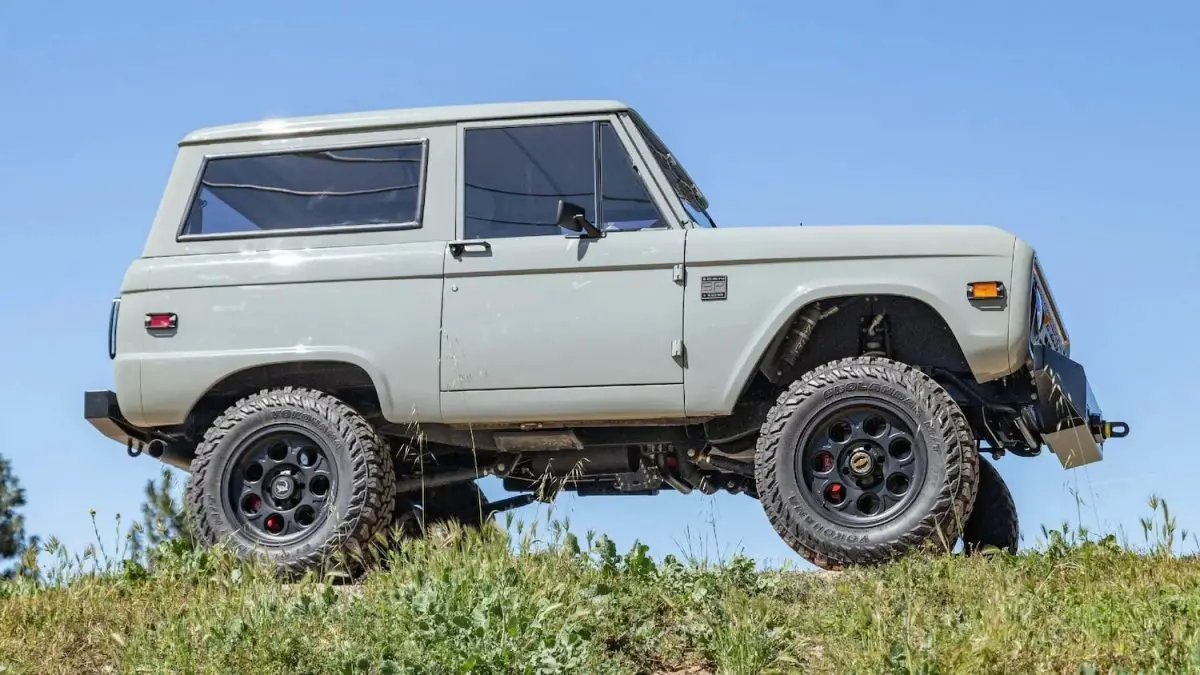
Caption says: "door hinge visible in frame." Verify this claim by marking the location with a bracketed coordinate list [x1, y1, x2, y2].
[672, 264, 686, 283]
[671, 339, 685, 358]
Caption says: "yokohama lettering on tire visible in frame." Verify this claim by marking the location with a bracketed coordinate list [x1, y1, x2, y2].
[754, 356, 979, 570]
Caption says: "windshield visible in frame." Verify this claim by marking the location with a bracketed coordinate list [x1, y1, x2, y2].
[628, 111, 716, 228]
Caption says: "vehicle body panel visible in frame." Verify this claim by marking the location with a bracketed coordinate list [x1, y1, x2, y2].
[681, 224, 1019, 415]
[121, 247, 446, 428]
[438, 113, 688, 423]
[440, 385, 686, 425]
[115, 123, 456, 428]
[178, 100, 631, 146]
[439, 230, 686, 392]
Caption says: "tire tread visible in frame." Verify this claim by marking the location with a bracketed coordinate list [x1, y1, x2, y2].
[753, 356, 979, 569]
[961, 457, 1019, 554]
[185, 386, 396, 576]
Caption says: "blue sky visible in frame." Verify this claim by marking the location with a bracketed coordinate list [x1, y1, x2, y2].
[1, 1, 1197, 568]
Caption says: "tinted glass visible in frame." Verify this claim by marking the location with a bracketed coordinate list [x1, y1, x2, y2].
[463, 123, 595, 239]
[181, 142, 425, 236]
[598, 123, 664, 232]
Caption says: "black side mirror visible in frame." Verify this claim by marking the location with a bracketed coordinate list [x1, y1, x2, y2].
[556, 200, 603, 239]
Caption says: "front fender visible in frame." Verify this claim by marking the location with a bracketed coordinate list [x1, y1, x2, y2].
[682, 237, 1017, 417]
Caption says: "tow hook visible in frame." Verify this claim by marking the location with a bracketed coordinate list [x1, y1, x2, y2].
[1090, 418, 1130, 440]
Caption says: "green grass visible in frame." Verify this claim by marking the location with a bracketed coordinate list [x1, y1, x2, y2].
[2, 499, 1200, 674]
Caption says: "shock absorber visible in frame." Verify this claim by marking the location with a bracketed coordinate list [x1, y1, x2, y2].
[860, 312, 890, 358]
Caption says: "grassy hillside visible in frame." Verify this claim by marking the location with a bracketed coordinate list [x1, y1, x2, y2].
[2, 500, 1200, 674]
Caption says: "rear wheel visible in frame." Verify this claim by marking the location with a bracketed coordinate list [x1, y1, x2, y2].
[755, 357, 979, 569]
[185, 387, 396, 577]
[961, 457, 1019, 554]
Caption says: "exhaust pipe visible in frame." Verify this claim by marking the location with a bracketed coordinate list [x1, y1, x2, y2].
[143, 438, 194, 472]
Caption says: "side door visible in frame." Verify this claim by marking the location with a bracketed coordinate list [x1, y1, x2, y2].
[439, 115, 686, 423]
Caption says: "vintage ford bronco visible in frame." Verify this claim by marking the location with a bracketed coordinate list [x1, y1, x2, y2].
[84, 100, 1128, 574]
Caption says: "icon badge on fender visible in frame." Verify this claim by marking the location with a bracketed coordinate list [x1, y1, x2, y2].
[700, 275, 728, 301]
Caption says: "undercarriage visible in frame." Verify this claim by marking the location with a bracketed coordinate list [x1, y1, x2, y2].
[380, 426, 759, 509]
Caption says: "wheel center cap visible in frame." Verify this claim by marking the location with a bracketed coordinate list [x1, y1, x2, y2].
[271, 475, 296, 500]
[849, 449, 874, 477]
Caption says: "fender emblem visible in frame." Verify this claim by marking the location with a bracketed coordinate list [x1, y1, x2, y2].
[700, 275, 728, 301]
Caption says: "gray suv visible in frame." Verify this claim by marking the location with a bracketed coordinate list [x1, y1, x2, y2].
[84, 100, 1129, 575]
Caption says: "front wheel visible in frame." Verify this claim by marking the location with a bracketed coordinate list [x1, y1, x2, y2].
[754, 357, 979, 569]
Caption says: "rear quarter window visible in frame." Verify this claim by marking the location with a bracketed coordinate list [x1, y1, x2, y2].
[179, 140, 427, 238]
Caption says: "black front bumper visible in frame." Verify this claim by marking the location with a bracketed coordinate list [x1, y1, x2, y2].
[1028, 346, 1128, 468]
[84, 390, 194, 470]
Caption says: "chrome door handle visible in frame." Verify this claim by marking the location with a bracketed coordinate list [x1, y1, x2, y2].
[448, 240, 491, 257]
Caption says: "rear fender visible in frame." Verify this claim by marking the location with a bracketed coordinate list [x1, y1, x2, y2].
[131, 350, 396, 428]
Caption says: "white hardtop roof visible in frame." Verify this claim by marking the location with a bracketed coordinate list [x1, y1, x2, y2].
[180, 99, 632, 145]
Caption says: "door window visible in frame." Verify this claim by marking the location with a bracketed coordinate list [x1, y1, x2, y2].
[463, 121, 664, 239]
[597, 122, 662, 232]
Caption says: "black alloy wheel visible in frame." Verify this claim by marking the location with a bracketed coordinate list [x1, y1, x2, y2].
[223, 428, 337, 544]
[797, 400, 927, 528]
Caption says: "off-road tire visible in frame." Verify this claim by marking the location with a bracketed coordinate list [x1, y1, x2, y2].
[961, 456, 1019, 555]
[754, 356, 979, 570]
[390, 496, 423, 540]
[185, 387, 396, 577]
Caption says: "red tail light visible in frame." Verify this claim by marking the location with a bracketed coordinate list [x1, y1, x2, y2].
[144, 313, 177, 331]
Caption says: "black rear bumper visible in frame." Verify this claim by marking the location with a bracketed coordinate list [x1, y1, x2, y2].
[84, 390, 193, 470]
[85, 390, 151, 447]
[1028, 346, 1128, 468]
